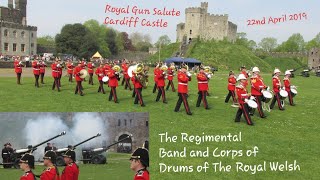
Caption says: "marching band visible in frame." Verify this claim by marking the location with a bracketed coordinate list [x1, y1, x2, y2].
[11, 57, 298, 123]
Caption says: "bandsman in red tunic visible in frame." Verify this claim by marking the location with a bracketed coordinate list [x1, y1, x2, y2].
[270, 69, 285, 110]
[121, 60, 126, 86]
[196, 67, 210, 109]
[250, 67, 267, 118]
[61, 150, 79, 180]
[155, 65, 167, 103]
[87, 60, 95, 85]
[131, 71, 136, 98]
[14, 58, 23, 84]
[225, 71, 237, 104]
[95, 63, 106, 94]
[39, 59, 47, 84]
[74, 62, 84, 96]
[51, 59, 60, 92]
[165, 63, 176, 92]
[284, 70, 295, 106]
[19, 154, 36, 180]
[107, 65, 120, 103]
[174, 64, 192, 115]
[32, 59, 41, 88]
[40, 151, 60, 180]
[67, 59, 74, 82]
[152, 63, 160, 93]
[235, 74, 254, 126]
[122, 61, 132, 90]
[240, 66, 249, 87]
[130, 147, 149, 180]
[133, 71, 146, 107]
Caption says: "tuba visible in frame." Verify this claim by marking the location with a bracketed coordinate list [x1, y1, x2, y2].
[134, 63, 147, 88]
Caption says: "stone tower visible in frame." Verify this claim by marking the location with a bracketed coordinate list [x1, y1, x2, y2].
[8, 0, 14, 9]
[15, 0, 27, 25]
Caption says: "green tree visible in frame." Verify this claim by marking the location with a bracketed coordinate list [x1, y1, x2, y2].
[306, 32, 320, 50]
[105, 28, 118, 55]
[55, 23, 99, 59]
[121, 32, 134, 51]
[276, 33, 305, 52]
[258, 37, 278, 52]
[155, 35, 171, 48]
[37, 35, 56, 54]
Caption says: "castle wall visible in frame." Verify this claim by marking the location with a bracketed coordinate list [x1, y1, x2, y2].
[202, 14, 228, 41]
[227, 22, 237, 42]
[308, 48, 320, 70]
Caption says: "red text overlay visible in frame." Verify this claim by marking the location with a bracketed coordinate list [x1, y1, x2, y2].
[247, 12, 307, 26]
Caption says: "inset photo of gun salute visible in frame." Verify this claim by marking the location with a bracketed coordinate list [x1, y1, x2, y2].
[0, 112, 149, 180]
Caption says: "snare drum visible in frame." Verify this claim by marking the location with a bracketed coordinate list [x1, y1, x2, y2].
[261, 90, 273, 103]
[279, 89, 288, 100]
[247, 99, 258, 108]
[102, 76, 109, 82]
[290, 88, 297, 97]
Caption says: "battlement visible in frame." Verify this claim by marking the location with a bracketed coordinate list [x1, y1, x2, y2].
[201, 2, 208, 8]
[185, 7, 204, 14]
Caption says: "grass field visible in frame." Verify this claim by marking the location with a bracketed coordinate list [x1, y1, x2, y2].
[0, 152, 133, 180]
[0, 68, 320, 179]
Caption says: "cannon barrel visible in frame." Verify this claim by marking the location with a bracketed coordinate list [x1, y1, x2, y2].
[32, 131, 66, 150]
[106, 135, 132, 150]
[73, 133, 101, 149]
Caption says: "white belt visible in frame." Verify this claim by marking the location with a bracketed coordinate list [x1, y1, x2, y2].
[259, 86, 264, 87]
[168, 75, 173, 76]
[198, 81, 208, 84]
[16, 67, 22, 68]
[228, 83, 235, 85]
[68, 68, 73, 70]
[241, 94, 247, 96]
[178, 82, 188, 86]
[33, 68, 40, 70]
[53, 70, 60, 72]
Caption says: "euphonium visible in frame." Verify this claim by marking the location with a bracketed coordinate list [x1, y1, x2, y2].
[204, 66, 213, 79]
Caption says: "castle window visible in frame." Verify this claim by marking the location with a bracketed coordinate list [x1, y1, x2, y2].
[4, 29, 8, 37]
[31, 43, 34, 48]
[4, 43, 9, 51]
[190, 30, 192, 35]
[124, 119, 127, 126]
[21, 31, 25, 38]
[192, 14, 194, 16]
[21, 44, 25, 52]
[130, 119, 132, 126]
[118, 119, 121, 126]
[31, 33, 34, 38]
[13, 31, 17, 38]
[146, 121, 148, 127]
[13, 43, 17, 52]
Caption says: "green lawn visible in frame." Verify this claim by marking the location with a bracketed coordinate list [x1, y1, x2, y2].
[0, 70, 319, 179]
[0, 152, 133, 180]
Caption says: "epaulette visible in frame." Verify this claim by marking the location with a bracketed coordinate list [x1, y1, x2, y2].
[236, 84, 244, 89]
[68, 163, 74, 166]
[46, 167, 52, 171]
[136, 169, 145, 176]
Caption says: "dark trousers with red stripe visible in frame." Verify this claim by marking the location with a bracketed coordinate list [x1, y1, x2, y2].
[251, 95, 265, 117]
[166, 80, 175, 91]
[153, 83, 157, 93]
[74, 81, 83, 95]
[287, 90, 294, 105]
[132, 88, 136, 97]
[16, 73, 21, 84]
[270, 92, 284, 110]
[68, 74, 73, 82]
[235, 103, 253, 125]
[109, 87, 118, 103]
[40, 73, 45, 84]
[34, 74, 39, 87]
[89, 73, 94, 85]
[175, 93, 192, 114]
[52, 77, 60, 91]
[98, 80, 105, 94]
[58, 74, 62, 87]
[134, 88, 145, 106]
[225, 90, 236, 103]
[124, 78, 132, 90]
[196, 91, 209, 109]
[156, 86, 167, 102]
[121, 77, 125, 86]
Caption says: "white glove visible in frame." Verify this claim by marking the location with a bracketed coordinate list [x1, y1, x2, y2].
[250, 96, 255, 100]
[207, 74, 212, 79]
[186, 72, 192, 77]
[57, 64, 61, 68]
[267, 86, 270, 91]
[244, 99, 249, 103]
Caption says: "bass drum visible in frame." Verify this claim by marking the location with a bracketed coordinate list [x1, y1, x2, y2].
[279, 90, 288, 100]
[261, 90, 273, 103]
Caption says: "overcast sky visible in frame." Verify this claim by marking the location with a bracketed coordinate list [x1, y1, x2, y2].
[1, 0, 318, 44]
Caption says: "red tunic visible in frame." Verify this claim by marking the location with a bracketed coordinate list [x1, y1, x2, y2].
[241, 71, 248, 78]
[32, 61, 40, 75]
[250, 75, 266, 96]
[166, 69, 174, 80]
[20, 171, 35, 180]
[272, 76, 281, 93]
[157, 70, 165, 87]
[87, 62, 94, 74]
[236, 84, 249, 108]
[122, 64, 130, 79]
[40, 62, 46, 74]
[227, 75, 236, 91]
[197, 72, 208, 91]
[61, 163, 79, 180]
[134, 169, 149, 180]
[177, 71, 190, 93]
[107, 69, 118, 87]
[14, 60, 23, 73]
[134, 74, 143, 89]
[153, 68, 160, 83]
[67, 63, 74, 74]
[40, 166, 59, 180]
[74, 66, 83, 82]
[104, 64, 111, 74]
[283, 77, 291, 92]
[51, 63, 60, 78]
[95, 67, 105, 81]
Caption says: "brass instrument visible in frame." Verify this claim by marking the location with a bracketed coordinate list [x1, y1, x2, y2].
[133, 63, 148, 88]
[203, 66, 213, 79]
[160, 64, 168, 79]
[79, 69, 88, 78]
[112, 65, 122, 80]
